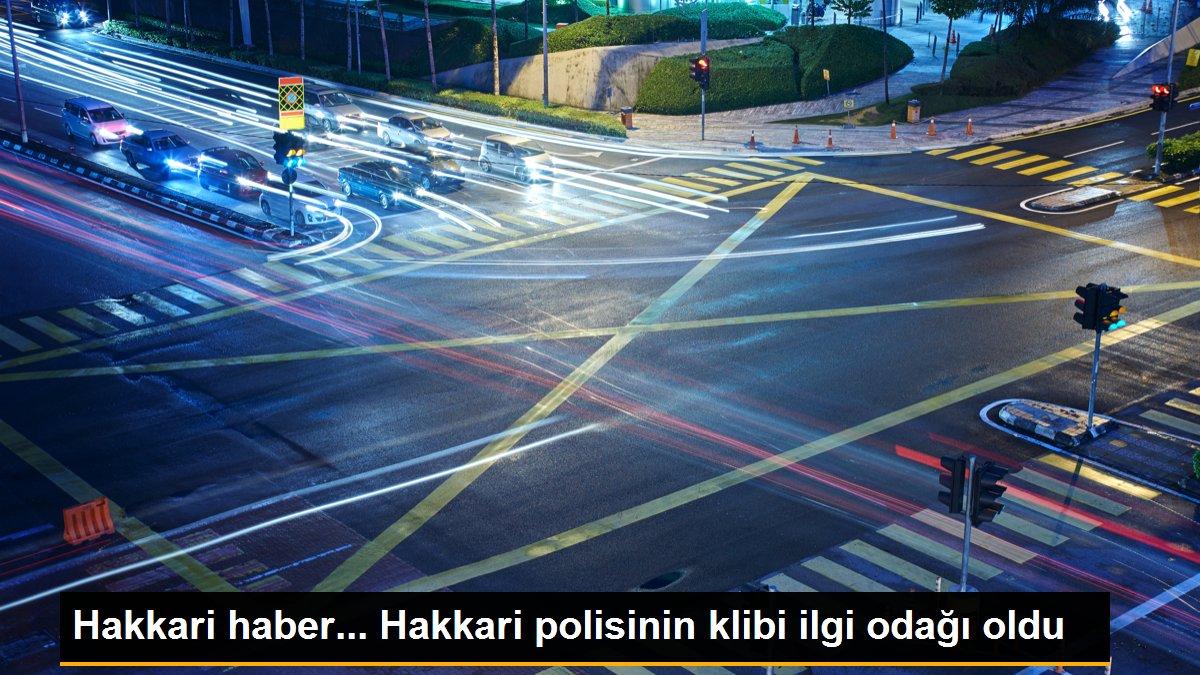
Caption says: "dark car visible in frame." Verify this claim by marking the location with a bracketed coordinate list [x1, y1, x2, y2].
[121, 130, 199, 181]
[337, 161, 417, 210]
[405, 152, 464, 192]
[197, 147, 268, 198]
[31, 1, 92, 27]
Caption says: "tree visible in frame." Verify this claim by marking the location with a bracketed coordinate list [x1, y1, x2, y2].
[165, 0, 172, 30]
[299, 0, 306, 61]
[491, 0, 500, 95]
[931, 0, 977, 82]
[423, 0, 437, 87]
[345, 0, 352, 70]
[830, 0, 872, 22]
[375, 0, 390, 80]
[228, 0, 236, 48]
[132, 0, 140, 28]
[263, 0, 273, 56]
[182, 0, 192, 45]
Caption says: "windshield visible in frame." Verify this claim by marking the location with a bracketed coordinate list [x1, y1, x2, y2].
[320, 92, 353, 107]
[384, 166, 407, 181]
[233, 154, 262, 170]
[512, 142, 545, 158]
[87, 107, 123, 122]
[414, 117, 443, 130]
[153, 135, 188, 151]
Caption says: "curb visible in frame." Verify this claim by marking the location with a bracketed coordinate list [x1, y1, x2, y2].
[0, 129, 305, 248]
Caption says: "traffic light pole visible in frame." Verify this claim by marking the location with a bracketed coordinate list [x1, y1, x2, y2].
[1087, 329, 1102, 434]
[700, 89, 706, 141]
[1153, 0, 1182, 175]
[4, 0, 29, 144]
[955, 454, 976, 592]
[288, 182, 295, 237]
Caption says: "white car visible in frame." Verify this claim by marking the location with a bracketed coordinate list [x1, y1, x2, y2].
[62, 97, 132, 148]
[304, 88, 366, 134]
[259, 178, 339, 230]
[478, 134, 553, 183]
[377, 113, 454, 151]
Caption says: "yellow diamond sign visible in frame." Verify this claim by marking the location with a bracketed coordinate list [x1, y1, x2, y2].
[278, 76, 304, 131]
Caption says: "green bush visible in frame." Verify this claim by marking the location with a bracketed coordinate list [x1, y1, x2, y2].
[546, 15, 695, 51]
[396, 17, 530, 76]
[1147, 130, 1200, 172]
[103, 18, 223, 47]
[790, 25, 913, 100]
[658, 2, 785, 37]
[1193, 449, 1200, 479]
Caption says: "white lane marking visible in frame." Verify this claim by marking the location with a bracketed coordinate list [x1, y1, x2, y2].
[787, 215, 958, 239]
[1154, 120, 1200, 135]
[1064, 140, 1125, 158]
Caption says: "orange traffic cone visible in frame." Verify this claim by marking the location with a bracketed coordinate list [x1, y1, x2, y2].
[792, 126, 800, 145]
[927, 118, 937, 136]
[748, 130, 756, 150]
[966, 118, 974, 136]
[826, 129, 833, 150]
[890, 120, 897, 140]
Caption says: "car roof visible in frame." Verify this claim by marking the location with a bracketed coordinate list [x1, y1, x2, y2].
[66, 96, 117, 111]
[142, 130, 180, 139]
[486, 134, 535, 146]
[312, 87, 343, 95]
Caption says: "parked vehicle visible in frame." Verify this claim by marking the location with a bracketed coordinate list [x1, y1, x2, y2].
[62, 97, 132, 148]
[478, 134, 552, 183]
[31, 1, 91, 27]
[377, 113, 454, 151]
[197, 147, 268, 198]
[403, 151, 464, 192]
[259, 178, 339, 230]
[337, 161, 418, 210]
[304, 88, 366, 134]
[121, 130, 199, 180]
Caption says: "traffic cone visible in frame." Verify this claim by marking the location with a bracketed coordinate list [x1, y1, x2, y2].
[966, 118, 974, 136]
[826, 129, 833, 149]
[792, 126, 800, 145]
[927, 118, 937, 136]
[749, 130, 756, 150]
[890, 120, 897, 140]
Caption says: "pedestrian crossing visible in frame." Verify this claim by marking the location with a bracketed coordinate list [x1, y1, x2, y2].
[748, 440, 1153, 595]
[0, 157, 816, 360]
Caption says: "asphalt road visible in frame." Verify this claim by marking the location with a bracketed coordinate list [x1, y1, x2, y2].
[0, 17, 1199, 675]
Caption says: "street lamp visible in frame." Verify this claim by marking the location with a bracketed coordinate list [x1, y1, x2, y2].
[541, 0, 548, 107]
[1153, 0, 1182, 176]
[3, 0, 28, 143]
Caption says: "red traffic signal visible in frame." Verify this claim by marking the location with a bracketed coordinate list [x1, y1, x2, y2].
[689, 56, 712, 90]
[1151, 82, 1177, 111]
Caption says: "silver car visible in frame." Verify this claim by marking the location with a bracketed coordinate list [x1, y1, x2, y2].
[259, 178, 340, 230]
[304, 88, 366, 134]
[478, 134, 553, 183]
[377, 113, 454, 151]
[62, 96, 132, 148]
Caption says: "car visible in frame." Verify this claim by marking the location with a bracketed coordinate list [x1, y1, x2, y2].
[31, 1, 92, 28]
[197, 147, 268, 198]
[259, 178, 339, 231]
[121, 130, 199, 180]
[62, 97, 132, 148]
[478, 134, 552, 183]
[304, 88, 366, 134]
[403, 151, 464, 192]
[337, 161, 418, 210]
[376, 113, 454, 151]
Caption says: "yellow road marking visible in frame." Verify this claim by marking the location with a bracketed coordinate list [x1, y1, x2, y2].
[93, 299, 150, 325]
[264, 262, 322, 286]
[163, 284, 223, 310]
[841, 539, 940, 591]
[520, 208, 573, 226]
[447, 227, 497, 244]
[662, 176, 718, 192]
[1166, 397, 1200, 418]
[315, 177, 813, 593]
[726, 162, 783, 177]
[803, 557, 892, 592]
[925, 148, 954, 156]
[384, 234, 442, 255]
[1070, 172, 1126, 187]
[231, 268, 287, 293]
[495, 212, 546, 230]
[783, 156, 823, 166]
[640, 181, 693, 198]
[705, 166, 762, 180]
[948, 145, 1003, 161]
[363, 242, 410, 261]
[994, 154, 1048, 170]
[910, 509, 1035, 563]
[685, 172, 739, 187]
[1035, 454, 1159, 500]
[306, 260, 354, 278]
[386, 298, 1200, 592]
[58, 307, 116, 335]
[992, 511, 1068, 546]
[751, 159, 810, 171]
[1043, 166, 1097, 182]
[1128, 185, 1183, 202]
[193, 275, 256, 301]
[971, 150, 1024, 165]
[880, 525, 1002, 578]
[411, 230, 470, 250]
[20, 317, 78, 344]
[1154, 191, 1200, 208]
[1017, 160, 1073, 176]
[1140, 409, 1200, 436]
[132, 292, 189, 318]
[1191, 386, 1200, 396]
[810, 172, 1200, 268]
[469, 217, 522, 236]
[0, 325, 40, 352]
[761, 572, 816, 592]
[0, 419, 235, 593]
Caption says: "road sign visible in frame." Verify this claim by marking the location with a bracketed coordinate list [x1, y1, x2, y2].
[278, 76, 305, 131]
[822, 68, 831, 81]
[1189, 49, 1200, 67]
[281, 167, 298, 186]
[700, 8, 708, 55]
[843, 98, 855, 110]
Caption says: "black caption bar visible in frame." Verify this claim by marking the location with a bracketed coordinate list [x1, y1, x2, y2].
[60, 592, 1109, 665]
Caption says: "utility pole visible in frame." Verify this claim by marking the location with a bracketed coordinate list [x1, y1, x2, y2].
[956, 454, 976, 593]
[541, 0, 548, 107]
[4, 0, 28, 143]
[1154, 0, 1182, 175]
[881, 5, 890, 105]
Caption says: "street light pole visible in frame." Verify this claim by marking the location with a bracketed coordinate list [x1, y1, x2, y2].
[4, 0, 28, 143]
[1153, 0, 1182, 175]
[541, 0, 548, 107]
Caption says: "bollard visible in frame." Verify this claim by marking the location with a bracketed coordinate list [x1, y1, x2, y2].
[792, 126, 800, 145]
[932, 35, 938, 54]
[899, 8, 903, 26]
[890, 120, 897, 139]
[927, 118, 937, 136]
[966, 118, 974, 136]
[826, 129, 833, 149]
[748, 130, 756, 150]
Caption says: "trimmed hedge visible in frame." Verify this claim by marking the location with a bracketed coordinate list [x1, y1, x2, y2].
[1147, 130, 1200, 173]
[636, 24, 912, 115]
[544, 15, 695, 51]
[658, 3, 786, 37]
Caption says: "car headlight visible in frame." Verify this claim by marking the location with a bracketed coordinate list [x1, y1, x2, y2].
[165, 158, 194, 171]
[77, 9, 90, 22]
[58, 11, 71, 26]
[392, 191, 404, 200]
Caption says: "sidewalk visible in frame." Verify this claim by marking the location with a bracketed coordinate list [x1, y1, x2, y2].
[627, 2, 1198, 153]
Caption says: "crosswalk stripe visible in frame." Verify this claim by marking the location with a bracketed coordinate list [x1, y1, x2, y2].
[761, 572, 815, 592]
[992, 511, 1069, 546]
[341, 255, 383, 270]
[265, 262, 322, 286]
[544, 202, 603, 221]
[971, 150, 1024, 165]
[662, 176, 719, 192]
[802, 556, 893, 592]
[727, 162, 783, 176]
[685, 172, 739, 187]
[536, 668, 573, 675]
[841, 539, 940, 590]
[495, 212, 547, 230]
[1166, 397, 1200, 418]
[469, 218, 523, 236]
[1154, 191, 1200, 208]
[1035, 454, 1159, 500]
[19, 317, 78, 343]
[607, 668, 654, 675]
[639, 181, 693, 198]
[566, 197, 622, 215]
[1010, 469, 1128, 516]
[58, 307, 116, 335]
[0, 325, 40, 352]
[519, 208, 573, 226]
[163, 284, 222, 310]
[1070, 171, 1126, 186]
[925, 148, 954, 155]
[750, 159, 807, 171]
[231, 268, 287, 293]
[132, 292, 189, 318]
[363, 242, 411, 261]
[878, 524, 1001, 579]
[705, 166, 762, 180]
[1140, 408, 1200, 436]
[1043, 166, 1097, 182]
[410, 230, 469, 250]
[1129, 185, 1183, 201]
[194, 275, 257, 301]
[684, 667, 734, 675]
[994, 154, 1049, 170]
[911, 509, 1035, 563]
[783, 156, 823, 166]
[1017, 160, 1073, 176]
[383, 234, 441, 256]
[448, 227, 497, 243]
[306, 260, 353, 278]
[948, 145, 1004, 160]
[1003, 490, 1099, 531]
[93, 299, 151, 325]
[1192, 385, 1200, 396]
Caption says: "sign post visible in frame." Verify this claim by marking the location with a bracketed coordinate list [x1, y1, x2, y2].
[278, 76, 305, 131]
[956, 454, 976, 593]
[700, 9, 708, 141]
[823, 68, 831, 98]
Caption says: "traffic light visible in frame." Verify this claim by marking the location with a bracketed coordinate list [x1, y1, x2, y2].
[273, 131, 307, 168]
[968, 461, 1009, 526]
[689, 55, 711, 90]
[1073, 283, 1100, 331]
[938, 454, 967, 515]
[1151, 83, 1178, 111]
[272, 131, 289, 166]
[1096, 285, 1128, 332]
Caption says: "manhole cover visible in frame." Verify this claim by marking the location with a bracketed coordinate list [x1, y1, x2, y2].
[637, 569, 686, 591]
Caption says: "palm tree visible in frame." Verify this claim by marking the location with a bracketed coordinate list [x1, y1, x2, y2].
[299, 0, 307, 61]
[132, 0, 141, 28]
[229, 0, 236, 48]
[165, 0, 172, 30]
[491, 0, 499, 95]
[182, 0, 192, 45]
[374, 0, 390, 80]
[423, 0, 437, 87]
[345, 0, 352, 70]
[263, 0, 274, 56]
